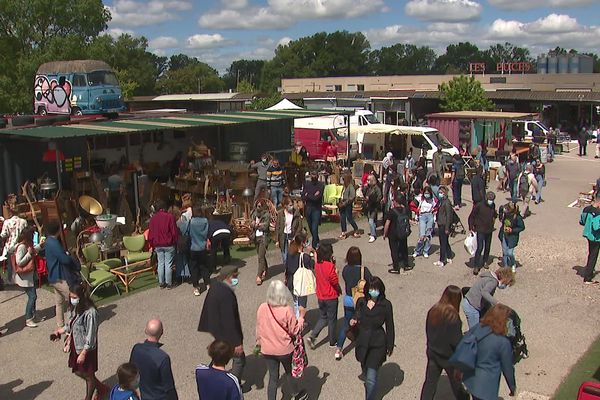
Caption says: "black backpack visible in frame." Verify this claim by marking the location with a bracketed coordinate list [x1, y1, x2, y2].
[392, 208, 411, 238]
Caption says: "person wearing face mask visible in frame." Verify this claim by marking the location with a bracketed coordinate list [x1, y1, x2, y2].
[414, 186, 437, 259]
[339, 173, 361, 239]
[498, 202, 525, 273]
[506, 153, 520, 203]
[365, 174, 383, 243]
[350, 276, 395, 400]
[110, 363, 141, 400]
[302, 170, 325, 249]
[249, 153, 271, 202]
[251, 201, 272, 285]
[276, 197, 303, 264]
[470, 166, 486, 205]
[434, 186, 455, 267]
[289, 141, 309, 166]
[267, 158, 286, 208]
[468, 192, 498, 275]
[53, 284, 108, 400]
[462, 267, 515, 329]
[198, 266, 245, 382]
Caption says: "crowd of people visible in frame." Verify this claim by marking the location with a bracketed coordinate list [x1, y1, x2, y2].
[1, 137, 599, 400]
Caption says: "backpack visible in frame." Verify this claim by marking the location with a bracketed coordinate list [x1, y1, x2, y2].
[393, 208, 411, 239]
[449, 326, 492, 372]
[518, 173, 529, 197]
[351, 266, 366, 307]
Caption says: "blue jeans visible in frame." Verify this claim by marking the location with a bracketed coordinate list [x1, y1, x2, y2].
[548, 143, 554, 157]
[24, 286, 37, 320]
[367, 210, 377, 238]
[462, 298, 480, 329]
[271, 186, 284, 208]
[501, 237, 515, 267]
[337, 304, 355, 350]
[340, 205, 358, 233]
[415, 213, 434, 255]
[306, 207, 321, 248]
[176, 252, 190, 278]
[510, 178, 518, 203]
[293, 295, 308, 318]
[310, 298, 338, 346]
[363, 366, 378, 400]
[280, 233, 290, 264]
[452, 178, 463, 207]
[535, 175, 544, 202]
[156, 246, 175, 285]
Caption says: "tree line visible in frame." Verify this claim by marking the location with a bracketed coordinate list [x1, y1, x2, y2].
[1, 0, 599, 114]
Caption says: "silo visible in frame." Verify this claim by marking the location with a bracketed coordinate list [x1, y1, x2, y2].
[537, 55, 547, 74]
[568, 54, 579, 73]
[558, 55, 569, 73]
[547, 55, 558, 74]
[579, 55, 593, 73]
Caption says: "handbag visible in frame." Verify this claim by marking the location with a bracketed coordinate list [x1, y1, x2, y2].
[293, 253, 316, 297]
[177, 220, 191, 253]
[11, 244, 35, 274]
[345, 323, 360, 342]
[267, 305, 308, 378]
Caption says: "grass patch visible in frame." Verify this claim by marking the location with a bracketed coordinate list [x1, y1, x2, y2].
[552, 333, 600, 399]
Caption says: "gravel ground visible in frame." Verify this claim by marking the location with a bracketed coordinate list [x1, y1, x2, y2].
[1, 152, 599, 400]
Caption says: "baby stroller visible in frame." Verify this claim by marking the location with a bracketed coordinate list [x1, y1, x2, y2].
[449, 208, 466, 237]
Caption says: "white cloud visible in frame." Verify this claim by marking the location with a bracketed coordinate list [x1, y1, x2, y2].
[405, 0, 482, 22]
[525, 14, 580, 34]
[108, 0, 192, 28]
[104, 28, 136, 39]
[488, 19, 525, 39]
[186, 34, 231, 49]
[365, 23, 480, 50]
[222, 0, 248, 8]
[149, 36, 179, 49]
[489, 0, 595, 10]
[277, 37, 292, 47]
[198, 0, 384, 30]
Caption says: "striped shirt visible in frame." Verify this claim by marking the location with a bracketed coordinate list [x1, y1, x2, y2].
[195, 364, 242, 400]
[267, 164, 285, 188]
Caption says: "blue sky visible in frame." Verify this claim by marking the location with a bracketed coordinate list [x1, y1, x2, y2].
[104, 0, 600, 72]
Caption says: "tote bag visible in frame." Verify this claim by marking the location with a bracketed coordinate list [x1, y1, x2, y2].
[293, 253, 316, 297]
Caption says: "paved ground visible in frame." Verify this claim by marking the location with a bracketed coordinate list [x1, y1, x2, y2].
[1, 152, 599, 400]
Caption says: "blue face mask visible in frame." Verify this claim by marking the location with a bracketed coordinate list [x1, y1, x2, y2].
[368, 289, 380, 299]
[230, 277, 239, 287]
[498, 283, 508, 289]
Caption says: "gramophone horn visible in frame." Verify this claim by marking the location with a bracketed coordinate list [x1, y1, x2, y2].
[79, 195, 103, 216]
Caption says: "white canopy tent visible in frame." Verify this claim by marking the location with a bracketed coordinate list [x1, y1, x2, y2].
[265, 98, 303, 110]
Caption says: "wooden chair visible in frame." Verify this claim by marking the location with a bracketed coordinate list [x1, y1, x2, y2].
[110, 235, 154, 293]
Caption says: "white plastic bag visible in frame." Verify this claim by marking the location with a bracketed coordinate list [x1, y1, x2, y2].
[464, 232, 477, 256]
[293, 253, 316, 297]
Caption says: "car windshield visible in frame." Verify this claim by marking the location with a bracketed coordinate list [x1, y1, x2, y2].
[363, 114, 380, 124]
[537, 121, 549, 131]
[87, 71, 119, 87]
[425, 131, 453, 149]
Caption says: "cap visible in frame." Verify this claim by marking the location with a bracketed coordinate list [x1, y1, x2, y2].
[219, 265, 239, 280]
[486, 191, 496, 201]
[386, 152, 393, 158]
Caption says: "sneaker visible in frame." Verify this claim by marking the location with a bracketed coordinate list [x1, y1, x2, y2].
[166, 285, 173, 290]
[388, 268, 400, 274]
[446, 259, 453, 265]
[424, 253, 429, 258]
[473, 268, 481, 276]
[159, 284, 166, 289]
[368, 236, 376, 243]
[328, 343, 337, 348]
[335, 348, 343, 360]
[433, 261, 444, 267]
[412, 252, 419, 258]
[294, 390, 309, 400]
[511, 265, 516, 273]
[25, 319, 38, 328]
[584, 280, 600, 285]
[193, 288, 201, 296]
[306, 336, 316, 350]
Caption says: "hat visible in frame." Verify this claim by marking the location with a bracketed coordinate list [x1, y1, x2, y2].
[386, 152, 393, 158]
[219, 266, 238, 280]
[486, 191, 496, 201]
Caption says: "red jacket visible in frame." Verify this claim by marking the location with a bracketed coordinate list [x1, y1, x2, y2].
[148, 210, 179, 248]
[315, 261, 341, 300]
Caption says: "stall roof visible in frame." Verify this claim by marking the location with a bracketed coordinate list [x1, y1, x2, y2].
[339, 124, 429, 136]
[0, 109, 343, 140]
[426, 111, 536, 120]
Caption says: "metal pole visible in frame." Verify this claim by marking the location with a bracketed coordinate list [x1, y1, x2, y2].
[346, 113, 351, 166]
[55, 146, 62, 191]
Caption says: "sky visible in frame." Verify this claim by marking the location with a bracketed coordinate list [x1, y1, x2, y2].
[103, 0, 600, 73]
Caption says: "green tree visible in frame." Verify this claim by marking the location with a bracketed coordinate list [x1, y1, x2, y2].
[438, 75, 493, 112]
[482, 42, 532, 71]
[369, 44, 436, 75]
[247, 93, 281, 110]
[114, 69, 139, 100]
[156, 62, 224, 94]
[260, 31, 371, 93]
[223, 59, 265, 90]
[236, 79, 255, 94]
[434, 42, 482, 74]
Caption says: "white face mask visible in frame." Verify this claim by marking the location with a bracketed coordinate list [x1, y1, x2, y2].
[70, 298, 80, 306]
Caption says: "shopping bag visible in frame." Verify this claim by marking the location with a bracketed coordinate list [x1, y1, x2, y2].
[293, 253, 316, 297]
[464, 232, 477, 256]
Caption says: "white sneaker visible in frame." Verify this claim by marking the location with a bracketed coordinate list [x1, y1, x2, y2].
[334, 348, 343, 360]
[511, 265, 516, 273]
[412, 252, 419, 258]
[193, 288, 201, 296]
[424, 253, 429, 258]
[26, 319, 38, 328]
[446, 259, 453, 264]
[369, 236, 376, 243]
[433, 261, 444, 267]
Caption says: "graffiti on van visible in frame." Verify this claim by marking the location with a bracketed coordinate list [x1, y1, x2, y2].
[34, 75, 72, 114]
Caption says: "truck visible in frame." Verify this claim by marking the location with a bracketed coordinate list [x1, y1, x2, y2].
[34, 60, 127, 116]
[293, 115, 349, 160]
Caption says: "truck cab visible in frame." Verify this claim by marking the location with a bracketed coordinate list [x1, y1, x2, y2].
[34, 60, 127, 116]
[511, 120, 549, 143]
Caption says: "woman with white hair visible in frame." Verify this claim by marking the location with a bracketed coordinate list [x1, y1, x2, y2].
[255, 280, 308, 400]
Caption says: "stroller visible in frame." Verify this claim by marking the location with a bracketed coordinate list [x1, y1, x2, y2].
[449, 208, 466, 237]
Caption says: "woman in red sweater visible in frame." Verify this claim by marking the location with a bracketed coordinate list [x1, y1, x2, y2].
[306, 243, 342, 351]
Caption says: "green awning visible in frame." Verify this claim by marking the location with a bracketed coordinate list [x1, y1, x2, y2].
[0, 109, 342, 140]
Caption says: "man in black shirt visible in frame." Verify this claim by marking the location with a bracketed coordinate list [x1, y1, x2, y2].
[384, 193, 411, 273]
[207, 217, 232, 272]
[301, 170, 324, 249]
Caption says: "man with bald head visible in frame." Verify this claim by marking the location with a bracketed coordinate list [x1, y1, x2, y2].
[130, 319, 178, 400]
